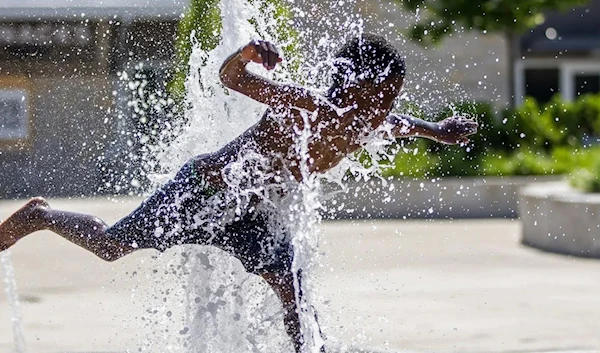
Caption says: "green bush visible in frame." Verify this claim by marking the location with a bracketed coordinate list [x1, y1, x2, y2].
[497, 93, 600, 151]
[568, 146, 600, 193]
[168, 0, 301, 101]
[384, 94, 600, 193]
[480, 147, 577, 176]
[575, 94, 600, 135]
[168, 0, 222, 101]
[381, 140, 438, 178]
[570, 163, 600, 193]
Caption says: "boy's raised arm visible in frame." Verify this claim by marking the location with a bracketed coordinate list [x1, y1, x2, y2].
[219, 40, 319, 111]
[385, 114, 478, 145]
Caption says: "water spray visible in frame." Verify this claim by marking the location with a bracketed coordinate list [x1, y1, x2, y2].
[1, 251, 26, 353]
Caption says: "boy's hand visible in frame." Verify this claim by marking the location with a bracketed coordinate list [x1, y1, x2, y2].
[436, 116, 478, 145]
[241, 40, 283, 70]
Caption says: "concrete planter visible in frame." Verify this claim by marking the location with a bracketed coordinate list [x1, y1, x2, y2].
[321, 175, 559, 219]
[519, 182, 600, 258]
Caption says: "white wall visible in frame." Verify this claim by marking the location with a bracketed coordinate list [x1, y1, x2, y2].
[357, 0, 510, 112]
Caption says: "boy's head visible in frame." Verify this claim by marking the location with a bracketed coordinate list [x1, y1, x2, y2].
[331, 34, 405, 90]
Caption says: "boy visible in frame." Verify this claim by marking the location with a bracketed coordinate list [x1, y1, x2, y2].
[0, 34, 477, 352]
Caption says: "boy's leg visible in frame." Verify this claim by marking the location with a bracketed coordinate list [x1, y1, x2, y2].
[1, 155, 215, 261]
[262, 271, 302, 352]
[225, 210, 326, 353]
[0, 197, 134, 261]
[261, 271, 326, 353]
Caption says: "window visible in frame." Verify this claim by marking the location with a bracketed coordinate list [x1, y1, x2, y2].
[0, 89, 29, 140]
[574, 73, 600, 97]
[524, 68, 560, 104]
[515, 60, 600, 105]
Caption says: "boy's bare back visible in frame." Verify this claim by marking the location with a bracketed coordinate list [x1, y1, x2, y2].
[198, 39, 407, 185]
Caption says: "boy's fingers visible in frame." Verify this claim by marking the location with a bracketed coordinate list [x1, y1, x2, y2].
[260, 42, 268, 63]
[259, 40, 269, 53]
[268, 51, 277, 69]
[256, 41, 268, 64]
[251, 40, 282, 69]
[267, 42, 279, 69]
[459, 121, 478, 134]
[467, 124, 478, 134]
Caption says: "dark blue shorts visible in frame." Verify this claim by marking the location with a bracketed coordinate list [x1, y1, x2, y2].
[106, 156, 293, 275]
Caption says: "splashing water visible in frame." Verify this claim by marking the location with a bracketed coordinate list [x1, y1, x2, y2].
[289, 109, 325, 352]
[131, 0, 375, 351]
[132, 0, 317, 350]
[1, 251, 26, 353]
[127, 0, 469, 351]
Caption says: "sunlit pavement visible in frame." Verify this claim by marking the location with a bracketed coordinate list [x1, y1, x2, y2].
[1, 197, 599, 353]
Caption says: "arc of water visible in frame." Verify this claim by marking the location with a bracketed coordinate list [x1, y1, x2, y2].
[1, 251, 27, 353]
[139, 0, 383, 351]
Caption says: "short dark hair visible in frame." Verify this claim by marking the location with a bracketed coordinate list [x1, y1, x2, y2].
[331, 33, 405, 87]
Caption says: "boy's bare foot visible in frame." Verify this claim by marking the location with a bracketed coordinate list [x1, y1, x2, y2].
[0, 197, 50, 251]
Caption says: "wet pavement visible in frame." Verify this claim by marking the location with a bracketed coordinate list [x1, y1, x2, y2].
[1, 197, 599, 353]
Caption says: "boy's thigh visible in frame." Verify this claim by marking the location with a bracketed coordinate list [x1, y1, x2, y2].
[221, 210, 294, 276]
[105, 161, 216, 251]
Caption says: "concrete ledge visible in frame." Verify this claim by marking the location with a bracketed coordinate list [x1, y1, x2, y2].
[519, 182, 600, 258]
[322, 176, 559, 219]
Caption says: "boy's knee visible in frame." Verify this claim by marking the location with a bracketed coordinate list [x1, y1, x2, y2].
[98, 251, 122, 262]
[96, 244, 135, 262]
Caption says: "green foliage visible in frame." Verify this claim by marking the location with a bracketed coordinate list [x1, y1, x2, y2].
[168, 0, 301, 101]
[479, 146, 597, 176]
[395, 0, 589, 45]
[169, 0, 222, 100]
[564, 146, 600, 193]
[570, 161, 600, 193]
[499, 94, 600, 150]
[385, 93, 600, 193]
[381, 140, 438, 178]
[247, 0, 302, 77]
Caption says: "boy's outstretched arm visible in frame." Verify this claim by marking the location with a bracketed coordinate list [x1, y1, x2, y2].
[219, 40, 319, 111]
[385, 113, 478, 145]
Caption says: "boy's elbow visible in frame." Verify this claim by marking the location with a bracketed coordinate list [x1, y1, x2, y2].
[219, 65, 243, 88]
[219, 72, 229, 87]
[219, 71, 230, 85]
[220, 73, 240, 90]
[221, 74, 249, 96]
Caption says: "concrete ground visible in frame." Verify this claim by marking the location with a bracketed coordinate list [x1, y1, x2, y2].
[1, 197, 599, 353]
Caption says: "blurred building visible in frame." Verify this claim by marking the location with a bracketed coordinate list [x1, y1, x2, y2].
[357, 0, 509, 110]
[362, 0, 600, 109]
[0, 0, 184, 197]
[1, 0, 599, 198]
[516, 0, 600, 105]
